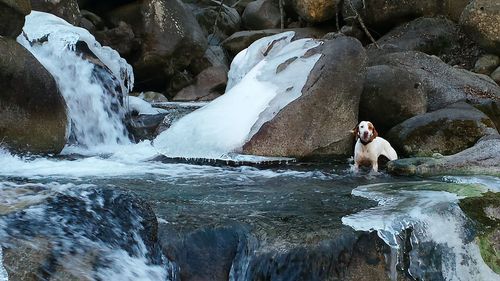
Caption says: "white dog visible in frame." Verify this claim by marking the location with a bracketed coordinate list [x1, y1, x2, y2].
[351, 121, 398, 172]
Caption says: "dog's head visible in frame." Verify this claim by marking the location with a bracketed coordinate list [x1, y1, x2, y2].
[351, 121, 378, 144]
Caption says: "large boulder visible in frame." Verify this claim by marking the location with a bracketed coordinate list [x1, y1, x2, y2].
[0, 0, 31, 38]
[359, 65, 427, 134]
[107, 0, 208, 92]
[387, 102, 498, 157]
[388, 134, 500, 176]
[460, 0, 500, 55]
[241, 0, 281, 30]
[243, 36, 367, 158]
[292, 0, 341, 23]
[186, 0, 240, 40]
[369, 51, 500, 112]
[30, 0, 82, 25]
[0, 37, 67, 154]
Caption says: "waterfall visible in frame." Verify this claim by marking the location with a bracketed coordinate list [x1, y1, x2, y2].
[17, 11, 134, 151]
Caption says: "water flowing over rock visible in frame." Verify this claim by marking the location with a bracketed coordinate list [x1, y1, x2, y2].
[17, 11, 134, 151]
[0, 37, 67, 154]
[0, 0, 30, 38]
[154, 31, 322, 159]
[243, 35, 366, 158]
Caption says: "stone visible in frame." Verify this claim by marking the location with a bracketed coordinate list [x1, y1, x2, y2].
[460, 0, 500, 55]
[0, 37, 67, 154]
[292, 0, 341, 23]
[243, 36, 367, 158]
[138, 91, 169, 103]
[80, 9, 104, 30]
[107, 0, 208, 92]
[359, 65, 427, 134]
[222, 27, 331, 57]
[491, 66, 500, 84]
[94, 21, 137, 58]
[173, 65, 228, 101]
[189, 45, 230, 75]
[0, 0, 31, 38]
[388, 134, 500, 177]
[30, 0, 82, 26]
[387, 102, 498, 157]
[473, 54, 500, 75]
[128, 113, 167, 141]
[186, 0, 240, 40]
[241, 0, 281, 30]
[369, 51, 500, 112]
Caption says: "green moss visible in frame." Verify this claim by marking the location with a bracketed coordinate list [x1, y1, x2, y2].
[478, 233, 500, 274]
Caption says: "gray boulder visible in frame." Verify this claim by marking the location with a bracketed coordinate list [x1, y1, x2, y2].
[0, 0, 30, 38]
[369, 51, 500, 112]
[242, 0, 281, 30]
[388, 134, 500, 177]
[0, 37, 67, 154]
[30, 0, 82, 25]
[387, 102, 498, 157]
[107, 0, 208, 92]
[243, 36, 367, 158]
[460, 0, 500, 55]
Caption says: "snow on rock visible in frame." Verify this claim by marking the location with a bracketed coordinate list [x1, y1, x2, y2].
[128, 96, 164, 115]
[153, 32, 322, 159]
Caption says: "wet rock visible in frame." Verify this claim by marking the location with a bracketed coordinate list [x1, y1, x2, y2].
[222, 27, 331, 57]
[107, 0, 208, 92]
[369, 51, 500, 112]
[0, 0, 30, 38]
[30, 0, 82, 26]
[460, 0, 500, 55]
[154, 102, 206, 134]
[292, 0, 341, 23]
[473, 54, 500, 75]
[173, 65, 227, 101]
[388, 134, 500, 176]
[0, 37, 67, 155]
[94, 21, 137, 58]
[243, 36, 367, 158]
[242, 0, 281, 30]
[359, 65, 427, 134]
[128, 113, 168, 141]
[387, 102, 498, 157]
[491, 66, 500, 84]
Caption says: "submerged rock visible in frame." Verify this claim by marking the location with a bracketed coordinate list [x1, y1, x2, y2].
[0, 0, 30, 38]
[387, 102, 498, 157]
[243, 36, 367, 158]
[0, 37, 67, 154]
[460, 0, 500, 55]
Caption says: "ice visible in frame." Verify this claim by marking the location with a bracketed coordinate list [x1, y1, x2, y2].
[128, 96, 165, 115]
[342, 181, 500, 281]
[154, 32, 322, 159]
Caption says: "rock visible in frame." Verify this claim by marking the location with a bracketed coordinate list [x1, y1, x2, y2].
[94, 21, 137, 58]
[187, 0, 240, 40]
[388, 134, 500, 176]
[473, 54, 500, 75]
[107, 0, 208, 92]
[0, 37, 67, 154]
[367, 17, 482, 69]
[446, 0, 471, 22]
[128, 113, 167, 141]
[369, 51, 500, 112]
[153, 102, 206, 135]
[0, 0, 30, 38]
[292, 0, 341, 23]
[460, 0, 500, 55]
[222, 27, 331, 57]
[359, 65, 427, 134]
[189, 45, 230, 74]
[241, 0, 281, 30]
[491, 66, 500, 84]
[137, 91, 169, 103]
[474, 100, 500, 131]
[80, 9, 104, 30]
[243, 36, 367, 158]
[387, 102, 498, 157]
[30, 0, 82, 26]
[173, 65, 227, 101]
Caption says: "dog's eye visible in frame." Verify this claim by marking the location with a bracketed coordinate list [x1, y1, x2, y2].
[360, 126, 364, 128]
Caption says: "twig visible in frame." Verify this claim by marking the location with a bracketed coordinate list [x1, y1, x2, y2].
[279, 0, 285, 30]
[346, 0, 380, 49]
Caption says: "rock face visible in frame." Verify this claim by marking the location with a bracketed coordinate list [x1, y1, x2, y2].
[107, 0, 208, 92]
[460, 0, 500, 55]
[0, 37, 67, 154]
[173, 65, 227, 101]
[359, 65, 427, 134]
[243, 36, 367, 158]
[387, 102, 498, 157]
[369, 51, 500, 112]
[187, 0, 240, 40]
[388, 134, 500, 176]
[94, 21, 137, 58]
[30, 0, 82, 25]
[292, 0, 341, 23]
[241, 0, 281, 30]
[0, 0, 31, 38]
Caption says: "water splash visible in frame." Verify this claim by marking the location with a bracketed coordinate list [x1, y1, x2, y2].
[17, 11, 134, 149]
[342, 181, 500, 281]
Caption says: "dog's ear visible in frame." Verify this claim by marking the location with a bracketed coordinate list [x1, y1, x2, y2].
[350, 124, 359, 140]
[369, 122, 378, 141]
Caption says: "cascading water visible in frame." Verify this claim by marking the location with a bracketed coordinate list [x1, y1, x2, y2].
[16, 11, 134, 151]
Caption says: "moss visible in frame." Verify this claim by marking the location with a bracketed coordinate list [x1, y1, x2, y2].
[478, 233, 500, 274]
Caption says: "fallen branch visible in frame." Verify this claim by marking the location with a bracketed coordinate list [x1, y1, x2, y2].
[346, 0, 380, 49]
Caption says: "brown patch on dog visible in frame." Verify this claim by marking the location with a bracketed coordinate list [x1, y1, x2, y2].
[368, 122, 378, 142]
[351, 123, 360, 141]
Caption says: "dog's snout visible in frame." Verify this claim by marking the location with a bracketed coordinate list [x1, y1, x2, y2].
[363, 131, 369, 138]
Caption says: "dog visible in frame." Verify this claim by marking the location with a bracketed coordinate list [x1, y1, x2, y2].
[351, 121, 398, 172]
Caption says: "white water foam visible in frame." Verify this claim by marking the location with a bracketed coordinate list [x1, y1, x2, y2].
[17, 11, 133, 149]
[342, 181, 500, 281]
[154, 32, 322, 159]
